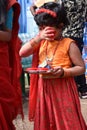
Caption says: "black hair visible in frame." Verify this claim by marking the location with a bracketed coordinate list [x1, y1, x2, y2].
[34, 2, 69, 28]
[0, 0, 7, 30]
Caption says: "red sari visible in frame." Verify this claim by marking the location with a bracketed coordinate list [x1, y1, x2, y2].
[29, 39, 87, 130]
[0, 0, 23, 130]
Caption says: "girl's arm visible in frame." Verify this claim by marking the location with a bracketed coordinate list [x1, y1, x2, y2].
[64, 42, 85, 76]
[19, 35, 41, 57]
[19, 27, 56, 57]
[47, 42, 85, 78]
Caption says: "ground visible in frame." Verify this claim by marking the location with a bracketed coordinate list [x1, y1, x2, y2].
[14, 97, 87, 130]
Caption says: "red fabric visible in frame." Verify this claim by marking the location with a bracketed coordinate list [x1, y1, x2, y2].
[7, 0, 23, 118]
[0, 0, 23, 129]
[33, 77, 87, 130]
[29, 41, 42, 120]
[0, 105, 14, 130]
[29, 42, 87, 129]
[29, 50, 39, 120]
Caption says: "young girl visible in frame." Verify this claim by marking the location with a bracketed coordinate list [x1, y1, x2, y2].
[19, 2, 87, 130]
[0, 0, 23, 129]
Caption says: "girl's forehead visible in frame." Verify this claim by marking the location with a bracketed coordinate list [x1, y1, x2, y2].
[39, 24, 62, 30]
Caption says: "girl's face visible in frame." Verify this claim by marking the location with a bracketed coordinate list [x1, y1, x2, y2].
[39, 23, 63, 40]
[53, 24, 63, 40]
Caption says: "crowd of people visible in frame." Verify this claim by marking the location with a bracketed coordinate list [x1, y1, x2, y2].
[0, 0, 87, 130]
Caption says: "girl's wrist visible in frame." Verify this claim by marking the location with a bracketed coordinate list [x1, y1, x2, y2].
[59, 69, 72, 78]
[30, 34, 42, 48]
[59, 69, 64, 78]
[63, 69, 72, 77]
[34, 33, 42, 43]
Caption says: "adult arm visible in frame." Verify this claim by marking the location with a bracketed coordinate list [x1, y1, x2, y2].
[0, 30, 11, 42]
[30, 5, 37, 16]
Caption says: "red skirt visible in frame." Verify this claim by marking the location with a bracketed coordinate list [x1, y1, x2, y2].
[34, 77, 87, 130]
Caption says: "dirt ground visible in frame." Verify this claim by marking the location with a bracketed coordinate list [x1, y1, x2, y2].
[13, 97, 87, 130]
[13, 98, 34, 130]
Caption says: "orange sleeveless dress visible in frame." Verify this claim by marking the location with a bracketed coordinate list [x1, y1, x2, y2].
[29, 38, 87, 130]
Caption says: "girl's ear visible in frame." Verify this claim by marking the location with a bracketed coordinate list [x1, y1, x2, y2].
[60, 23, 64, 27]
[58, 23, 64, 29]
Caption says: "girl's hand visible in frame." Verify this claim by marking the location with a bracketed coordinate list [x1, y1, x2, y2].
[39, 26, 56, 41]
[47, 66, 64, 77]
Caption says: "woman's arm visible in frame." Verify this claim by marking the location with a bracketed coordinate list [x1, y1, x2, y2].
[0, 30, 11, 42]
[30, 5, 37, 16]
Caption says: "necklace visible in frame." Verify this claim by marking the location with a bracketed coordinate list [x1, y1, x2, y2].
[38, 40, 59, 68]
[46, 41, 59, 66]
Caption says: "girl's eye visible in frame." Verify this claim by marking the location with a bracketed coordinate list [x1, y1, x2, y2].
[39, 27, 43, 30]
[39, 26, 45, 30]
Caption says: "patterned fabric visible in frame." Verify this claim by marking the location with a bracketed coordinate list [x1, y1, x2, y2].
[62, 0, 87, 38]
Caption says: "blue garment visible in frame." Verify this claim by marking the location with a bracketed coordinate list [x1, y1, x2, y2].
[83, 22, 87, 46]
[18, 0, 28, 33]
[83, 22, 87, 76]
[18, 0, 38, 68]
[18, 0, 38, 34]
[6, 8, 13, 30]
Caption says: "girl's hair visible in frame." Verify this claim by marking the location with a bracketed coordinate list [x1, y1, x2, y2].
[34, 2, 69, 28]
[0, 0, 7, 30]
